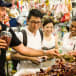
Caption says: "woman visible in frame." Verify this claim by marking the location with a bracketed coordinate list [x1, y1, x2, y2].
[42, 19, 58, 50]
[41, 19, 59, 68]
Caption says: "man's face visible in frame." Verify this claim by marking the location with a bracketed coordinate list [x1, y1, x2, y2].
[70, 21, 76, 36]
[28, 16, 42, 32]
[0, 7, 6, 21]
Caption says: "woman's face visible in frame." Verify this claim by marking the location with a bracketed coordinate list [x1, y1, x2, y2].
[43, 23, 53, 35]
[70, 21, 76, 36]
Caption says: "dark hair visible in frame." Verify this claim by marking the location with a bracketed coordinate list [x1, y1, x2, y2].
[27, 9, 43, 20]
[0, 0, 12, 7]
[43, 19, 54, 27]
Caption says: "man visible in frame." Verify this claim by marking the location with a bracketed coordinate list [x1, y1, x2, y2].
[0, 0, 59, 76]
[14, 9, 59, 70]
[62, 19, 76, 55]
[9, 9, 59, 70]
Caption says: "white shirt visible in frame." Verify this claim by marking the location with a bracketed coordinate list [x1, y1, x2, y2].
[15, 27, 42, 50]
[42, 34, 55, 49]
[62, 32, 76, 54]
[25, 27, 42, 50]
[15, 26, 42, 70]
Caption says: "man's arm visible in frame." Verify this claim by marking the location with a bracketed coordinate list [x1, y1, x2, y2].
[6, 52, 42, 64]
[12, 44, 60, 57]
[13, 44, 47, 57]
[6, 52, 40, 61]
[9, 28, 45, 56]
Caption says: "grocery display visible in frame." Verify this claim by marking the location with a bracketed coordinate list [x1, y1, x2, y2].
[13, 54, 76, 76]
[37, 59, 76, 76]
[15, 58, 76, 76]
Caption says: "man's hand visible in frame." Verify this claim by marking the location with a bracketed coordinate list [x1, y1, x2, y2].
[0, 39, 7, 49]
[46, 49, 60, 56]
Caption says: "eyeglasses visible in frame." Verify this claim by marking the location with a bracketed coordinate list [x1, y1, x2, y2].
[30, 20, 42, 24]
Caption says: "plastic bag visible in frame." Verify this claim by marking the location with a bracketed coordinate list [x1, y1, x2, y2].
[60, 12, 70, 22]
